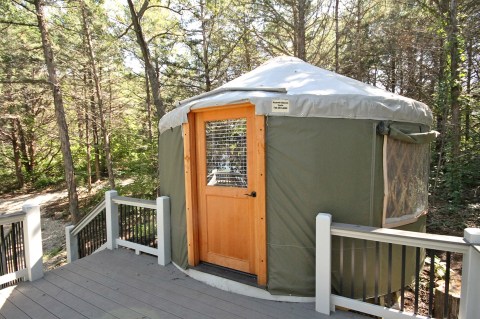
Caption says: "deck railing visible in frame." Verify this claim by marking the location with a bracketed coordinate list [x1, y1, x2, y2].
[315, 213, 480, 319]
[0, 204, 43, 288]
[66, 190, 171, 266]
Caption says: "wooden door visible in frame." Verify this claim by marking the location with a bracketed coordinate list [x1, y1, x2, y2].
[195, 105, 258, 274]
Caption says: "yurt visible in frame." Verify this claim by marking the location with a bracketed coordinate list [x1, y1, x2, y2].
[158, 56, 437, 297]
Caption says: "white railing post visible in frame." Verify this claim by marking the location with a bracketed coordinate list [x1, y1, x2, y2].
[65, 225, 79, 263]
[459, 228, 480, 319]
[157, 196, 171, 266]
[22, 203, 43, 281]
[316, 213, 332, 315]
[106, 190, 119, 250]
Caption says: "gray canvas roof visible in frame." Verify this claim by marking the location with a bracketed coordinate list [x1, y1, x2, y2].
[159, 56, 432, 133]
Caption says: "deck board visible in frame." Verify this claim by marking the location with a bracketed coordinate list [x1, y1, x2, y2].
[0, 287, 58, 319]
[15, 284, 87, 319]
[31, 278, 117, 319]
[0, 290, 30, 319]
[0, 249, 367, 319]
[82, 250, 309, 319]
[74, 256, 246, 319]
[69, 264, 258, 318]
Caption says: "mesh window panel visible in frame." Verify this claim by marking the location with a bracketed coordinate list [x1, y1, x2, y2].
[385, 137, 429, 225]
[205, 118, 247, 188]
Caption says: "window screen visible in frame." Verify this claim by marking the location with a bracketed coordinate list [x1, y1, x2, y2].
[205, 118, 247, 188]
[383, 136, 429, 227]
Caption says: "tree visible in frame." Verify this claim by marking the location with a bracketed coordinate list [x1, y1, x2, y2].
[127, 0, 165, 119]
[254, 0, 334, 64]
[80, 0, 115, 189]
[34, 0, 80, 222]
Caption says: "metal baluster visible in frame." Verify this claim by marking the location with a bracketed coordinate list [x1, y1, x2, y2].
[118, 205, 125, 239]
[375, 241, 379, 305]
[414, 247, 420, 314]
[362, 240, 367, 302]
[387, 243, 392, 305]
[428, 250, 435, 317]
[444, 252, 451, 317]
[94, 216, 98, 251]
[11, 223, 18, 272]
[0, 225, 6, 275]
[142, 207, 146, 245]
[128, 206, 133, 241]
[400, 245, 406, 311]
[351, 240, 355, 299]
[19, 222, 26, 269]
[339, 237, 344, 296]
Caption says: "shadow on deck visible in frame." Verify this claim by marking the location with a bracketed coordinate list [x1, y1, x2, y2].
[0, 249, 367, 319]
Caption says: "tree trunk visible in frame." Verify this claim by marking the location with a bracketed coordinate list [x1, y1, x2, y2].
[74, 70, 84, 140]
[145, 69, 153, 142]
[448, 0, 461, 160]
[390, 56, 396, 93]
[355, 0, 363, 80]
[199, 0, 212, 92]
[83, 72, 92, 192]
[80, 0, 115, 189]
[34, 0, 80, 223]
[88, 70, 101, 182]
[11, 119, 24, 188]
[127, 0, 165, 119]
[465, 38, 472, 141]
[17, 123, 32, 175]
[242, 26, 252, 71]
[335, 0, 339, 72]
[296, 0, 306, 61]
[4, 69, 24, 188]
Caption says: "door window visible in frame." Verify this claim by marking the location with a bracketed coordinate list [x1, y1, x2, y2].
[205, 118, 247, 188]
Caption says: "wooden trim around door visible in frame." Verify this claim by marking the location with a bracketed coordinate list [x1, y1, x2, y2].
[255, 115, 267, 285]
[183, 112, 199, 266]
[182, 103, 267, 285]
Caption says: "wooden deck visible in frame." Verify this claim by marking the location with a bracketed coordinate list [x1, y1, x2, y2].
[0, 249, 366, 319]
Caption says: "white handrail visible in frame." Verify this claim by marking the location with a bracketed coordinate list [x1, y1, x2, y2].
[71, 200, 106, 237]
[0, 211, 27, 225]
[331, 222, 469, 254]
[112, 196, 156, 209]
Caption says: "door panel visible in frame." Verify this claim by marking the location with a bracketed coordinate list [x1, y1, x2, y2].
[195, 106, 256, 274]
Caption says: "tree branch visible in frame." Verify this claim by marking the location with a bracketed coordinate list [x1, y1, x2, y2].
[0, 19, 37, 27]
[11, 0, 36, 15]
[0, 78, 49, 85]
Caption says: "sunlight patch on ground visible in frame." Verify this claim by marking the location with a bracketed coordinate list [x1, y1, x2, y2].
[119, 178, 134, 186]
[0, 191, 67, 214]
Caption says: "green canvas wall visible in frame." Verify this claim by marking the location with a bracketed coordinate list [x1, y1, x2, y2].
[158, 117, 427, 297]
[158, 126, 188, 269]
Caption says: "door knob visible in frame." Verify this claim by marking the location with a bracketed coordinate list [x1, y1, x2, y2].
[244, 191, 257, 198]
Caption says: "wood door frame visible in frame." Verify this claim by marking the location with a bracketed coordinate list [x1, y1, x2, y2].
[183, 102, 267, 285]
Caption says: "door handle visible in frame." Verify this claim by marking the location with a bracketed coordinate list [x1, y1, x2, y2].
[244, 191, 257, 198]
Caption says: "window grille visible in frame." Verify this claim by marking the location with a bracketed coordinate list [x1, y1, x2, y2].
[383, 137, 429, 227]
[205, 118, 248, 188]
